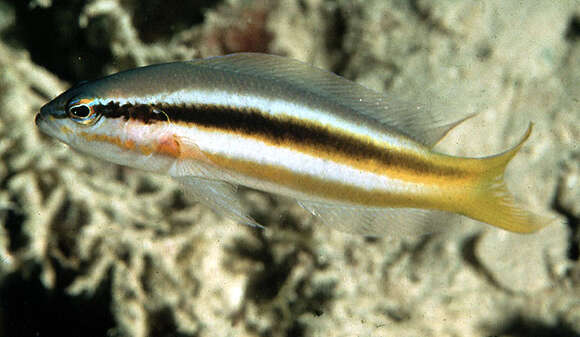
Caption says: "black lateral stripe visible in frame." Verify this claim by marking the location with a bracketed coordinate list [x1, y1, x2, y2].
[94, 102, 463, 176]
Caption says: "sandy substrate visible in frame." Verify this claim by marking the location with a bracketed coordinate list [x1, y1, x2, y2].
[0, 0, 579, 336]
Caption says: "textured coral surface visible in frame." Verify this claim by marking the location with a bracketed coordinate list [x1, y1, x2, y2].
[0, 1, 579, 336]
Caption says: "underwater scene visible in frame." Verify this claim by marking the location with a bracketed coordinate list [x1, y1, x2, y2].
[0, 0, 579, 336]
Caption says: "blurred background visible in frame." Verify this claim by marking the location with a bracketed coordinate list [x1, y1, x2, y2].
[0, 0, 578, 336]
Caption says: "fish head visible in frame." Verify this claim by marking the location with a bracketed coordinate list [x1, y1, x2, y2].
[36, 82, 104, 147]
[36, 62, 191, 147]
[35, 80, 176, 173]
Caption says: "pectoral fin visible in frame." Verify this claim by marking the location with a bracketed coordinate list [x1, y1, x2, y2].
[175, 176, 263, 228]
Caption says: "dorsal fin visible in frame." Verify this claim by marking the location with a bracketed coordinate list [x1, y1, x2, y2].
[190, 53, 473, 147]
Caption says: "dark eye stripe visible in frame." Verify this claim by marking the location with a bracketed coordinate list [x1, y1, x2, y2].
[92, 101, 464, 177]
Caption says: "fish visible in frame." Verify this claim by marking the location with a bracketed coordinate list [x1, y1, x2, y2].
[35, 53, 552, 236]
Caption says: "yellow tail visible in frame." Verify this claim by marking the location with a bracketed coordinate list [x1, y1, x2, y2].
[461, 123, 553, 233]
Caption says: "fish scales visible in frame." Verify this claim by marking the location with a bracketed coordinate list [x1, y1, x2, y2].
[36, 53, 553, 235]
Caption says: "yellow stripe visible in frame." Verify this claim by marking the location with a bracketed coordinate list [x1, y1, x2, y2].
[188, 125, 483, 188]
[205, 152, 463, 211]
[142, 113, 479, 187]
[79, 132, 135, 150]
[90, 98, 482, 187]
[82, 118, 481, 189]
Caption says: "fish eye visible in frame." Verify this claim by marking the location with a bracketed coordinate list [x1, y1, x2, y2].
[67, 98, 100, 125]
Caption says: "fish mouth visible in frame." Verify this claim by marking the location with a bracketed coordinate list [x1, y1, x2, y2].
[34, 111, 50, 132]
[36, 102, 53, 128]
[36, 101, 66, 137]
[35, 110, 61, 140]
[34, 112, 45, 126]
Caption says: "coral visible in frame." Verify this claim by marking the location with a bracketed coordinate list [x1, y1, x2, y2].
[0, 0, 579, 336]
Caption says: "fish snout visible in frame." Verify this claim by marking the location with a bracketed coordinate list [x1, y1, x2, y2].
[34, 111, 44, 126]
[36, 102, 67, 138]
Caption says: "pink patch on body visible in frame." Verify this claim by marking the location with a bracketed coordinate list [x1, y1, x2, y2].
[156, 133, 182, 158]
[154, 133, 210, 164]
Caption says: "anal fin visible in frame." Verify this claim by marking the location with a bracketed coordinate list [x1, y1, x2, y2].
[298, 200, 451, 237]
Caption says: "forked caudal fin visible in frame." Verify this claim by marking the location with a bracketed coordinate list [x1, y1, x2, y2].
[462, 123, 553, 233]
